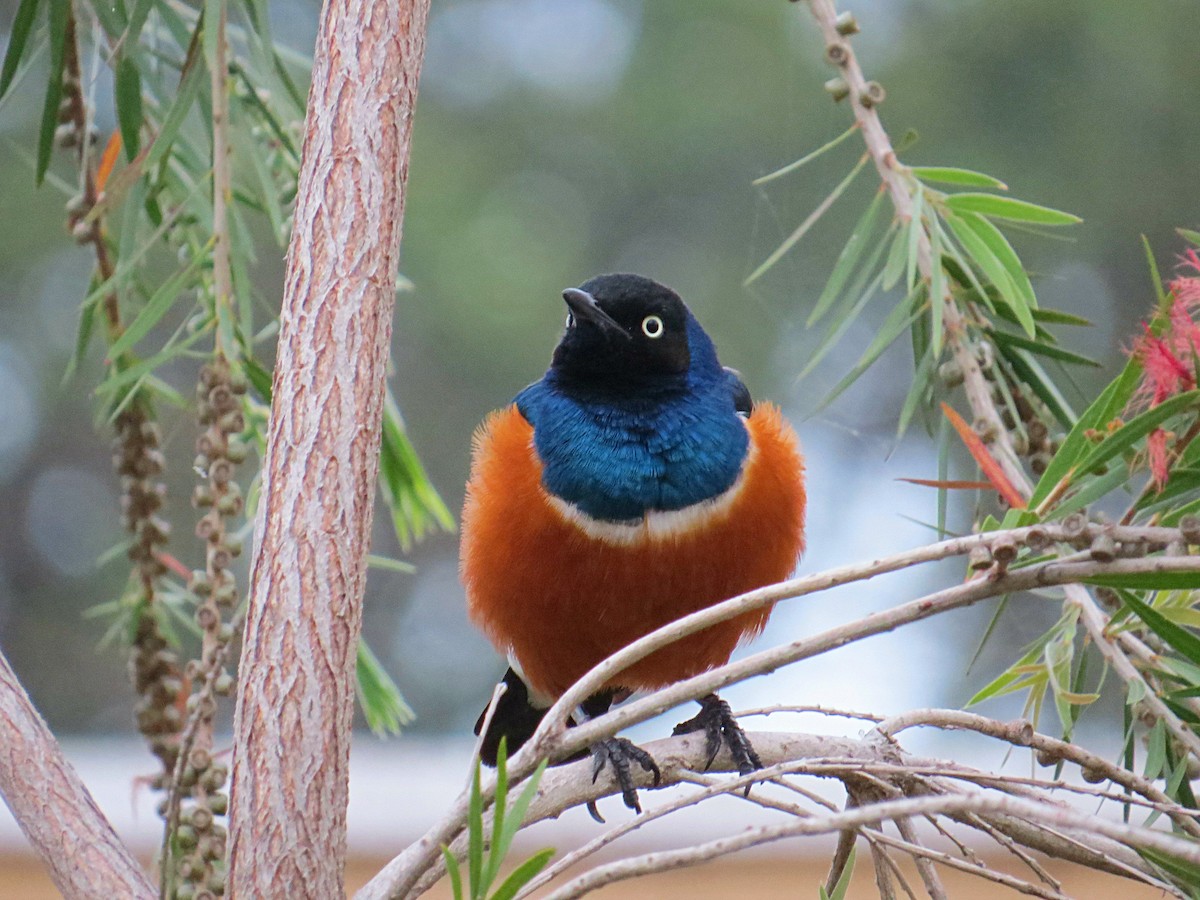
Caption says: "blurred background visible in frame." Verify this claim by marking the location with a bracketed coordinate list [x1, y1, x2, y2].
[1, 0, 1199, 893]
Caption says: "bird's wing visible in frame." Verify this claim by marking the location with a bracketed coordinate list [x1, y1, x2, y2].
[724, 366, 753, 416]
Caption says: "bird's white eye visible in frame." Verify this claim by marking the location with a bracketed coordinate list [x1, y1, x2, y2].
[566, 313, 575, 328]
[641, 315, 664, 338]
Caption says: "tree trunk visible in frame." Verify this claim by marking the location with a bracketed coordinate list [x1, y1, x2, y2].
[227, 0, 430, 894]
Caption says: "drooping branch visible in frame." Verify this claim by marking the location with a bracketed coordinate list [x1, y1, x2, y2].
[0, 648, 154, 899]
[226, 0, 431, 894]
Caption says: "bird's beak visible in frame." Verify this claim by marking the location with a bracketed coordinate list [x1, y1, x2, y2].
[562, 288, 630, 340]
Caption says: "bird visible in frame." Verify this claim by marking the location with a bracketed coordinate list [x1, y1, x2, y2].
[460, 273, 806, 816]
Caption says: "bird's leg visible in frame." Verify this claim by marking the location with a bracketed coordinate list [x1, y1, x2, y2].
[672, 693, 762, 787]
[577, 690, 661, 822]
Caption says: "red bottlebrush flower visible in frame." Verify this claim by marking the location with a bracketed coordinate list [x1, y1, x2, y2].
[1146, 428, 1171, 490]
[1124, 250, 1200, 491]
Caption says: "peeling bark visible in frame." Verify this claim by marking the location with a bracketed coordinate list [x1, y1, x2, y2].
[228, 0, 430, 895]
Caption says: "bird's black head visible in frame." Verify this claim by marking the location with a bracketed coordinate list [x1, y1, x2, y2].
[550, 274, 691, 386]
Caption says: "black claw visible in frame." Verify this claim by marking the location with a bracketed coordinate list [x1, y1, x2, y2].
[673, 694, 763, 792]
[589, 737, 661, 817]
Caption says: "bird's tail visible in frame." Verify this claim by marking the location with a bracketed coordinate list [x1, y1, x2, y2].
[474, 667, 551, 766]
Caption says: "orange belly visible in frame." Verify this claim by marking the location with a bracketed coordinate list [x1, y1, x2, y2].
[461, 403, 805, 699]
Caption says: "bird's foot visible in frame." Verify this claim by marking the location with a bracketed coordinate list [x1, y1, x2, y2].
[672, 694, 762, 792]
[585, 737, 661, 822]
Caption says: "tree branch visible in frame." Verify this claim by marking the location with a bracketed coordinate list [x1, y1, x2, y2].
[0, 648, 153, 899]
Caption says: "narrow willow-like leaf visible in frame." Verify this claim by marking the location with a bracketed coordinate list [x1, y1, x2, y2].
[959, 211, 1038, 330]
[796, 252, 890, 383]
[881, 218, 910, 291]
[355, 639, 414, 736]
[905, 183, 923, 294]
[481, 739, 509, 898]
[441, 847, 463, 900]
[807, 187, 888, 326]
[35, 0, 70, 185]
[467, 760, 484, 897]
[1030, 362, 1141, 508]
[944, 193, 1081, 226]
[935, 217, 991, 312]
[380, 391, 454, 550]
[1050, 459, 1128, 518]
[144, 39, 206, 171]
[752, 123, 858, 186]
[1179, 228, 1200, 248]
[967, 640, 1046, 706]
[1121, 593, 1200, 666]
[1032, 308, 1091, 327]
[1142, 234, 1169, 312]
[63, 294, 98, 384]
[365, 554, 416, 574]
[993, 344, 1076, 430]
[744, 153, 869, 285]
[928, 219, 944, 357]
[498, 758, 548, 861]
[897, 337, 934, 438]
[114, 54, 142, 160]
[106, 247, 209, 359]
[987, 329, 1101, 368]
[1085, 571, 1200, 591]
[813, 283, 923, 413]
[489, 849, 556, 900]
[1074, 389, 1200, 479]
[0, 0, 41, 99]
[827, 848, 857, 900]
[910, 166, 1007, 190]
[95, 327, 208, 399]
[945, 212, 1028, 334]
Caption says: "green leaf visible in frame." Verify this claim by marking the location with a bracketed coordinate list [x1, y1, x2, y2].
[468, 759, 484, 897]
[945, 213, 1030, 336]
[243, 356, 273, 401]
[992, 344, 1076, 430]
[114, 54, 143, 160]
[1134, 467, 1200, 517]
[1178, 228, 1200, 248]
[379, 390, 455, 550]
[796, 252, 890, 383]
[1032, 308, 1092, 327]
[910, 166, 1007, 190]
[144, 43, 206, 171]
[896, 339, 935, 438]
[943, 193, 1081, 226]
[905, 184, 923, 295]
[1075, 389, 1200, 481]
[63, 295, 98, 384]
[1138, 846, 1200, 893]
[1050, 457, 1128, 518]
[745, 153, 869, 285]
[1029, 362, 1142, 508]
[928, 218, 944, 357]
[753, 123, 859, 186]
[826, 848, 856, 900]
[987, 329, 1102, 368]
[881, 218, 910, 291]
[441, 846, 464, 900]
[35, 0, 70, 185]
[481, 738, 509, 898]
[124, 0, 156, 46]
[355, 639, 414, 736]
[1085, 571, 1200, 591]
[0, 0, 42, 100]
[960, 212, 1038, 322]
[488, 848, 555, 900]
[106, 248, 209, 359]
[1143, 234, 1170, 313]
[496, 759, 549, 870]
[366, 554, 416, 574]
[808, 187, 888, 326]
[1122, 592, 1200, 667]
[813, 283, 923, 413]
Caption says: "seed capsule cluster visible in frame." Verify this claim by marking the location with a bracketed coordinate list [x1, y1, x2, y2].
[172, 360, 248, 896]
[115, 409, 185, 777]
